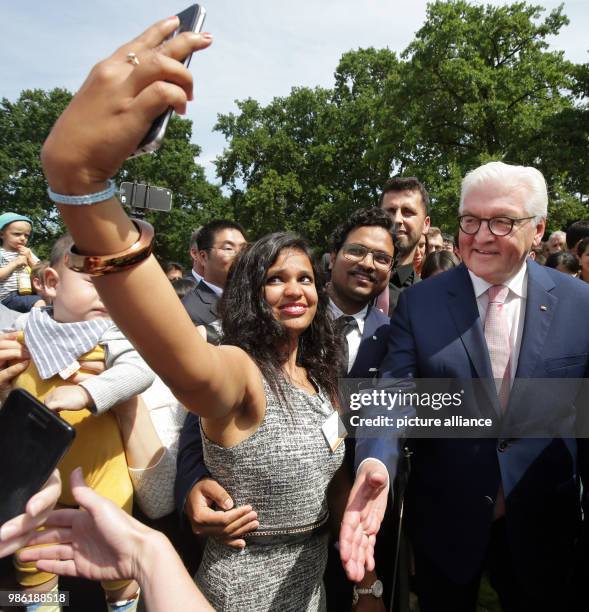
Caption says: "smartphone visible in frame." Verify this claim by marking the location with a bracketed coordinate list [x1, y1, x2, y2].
[0, 389, 75, 524]
[130, 4, 207, 157]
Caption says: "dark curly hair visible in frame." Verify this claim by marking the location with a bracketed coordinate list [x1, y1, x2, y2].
[218, 232, 341, 407]
[330, 207, 395, 255]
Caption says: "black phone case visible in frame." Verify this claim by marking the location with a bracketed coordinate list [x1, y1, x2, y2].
[0, 389, 75, 524]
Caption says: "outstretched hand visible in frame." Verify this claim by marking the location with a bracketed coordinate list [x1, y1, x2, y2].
[41, 17, 212, 195]
[339, 460, 389, 583]
[18, 468, 150, 582]
[0, 331, 30, 391]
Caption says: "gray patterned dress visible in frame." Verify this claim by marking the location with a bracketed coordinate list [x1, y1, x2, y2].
[195, 378, 344, 611]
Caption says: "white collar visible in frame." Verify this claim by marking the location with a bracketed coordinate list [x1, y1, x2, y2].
[468, 260, 528, 300]
[202, 279, 223, 297]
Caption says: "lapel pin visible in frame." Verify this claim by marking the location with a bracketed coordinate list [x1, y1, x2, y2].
[372, 335, 377, 340]
[540, 305, 548, 311]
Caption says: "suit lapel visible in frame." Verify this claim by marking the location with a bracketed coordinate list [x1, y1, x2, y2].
[513, 261, 557, 379]
[349, 307, 382, 379]
[447, 266, 499, 413]
[447, 266, 493, 380]
[196, 281, 220, 318]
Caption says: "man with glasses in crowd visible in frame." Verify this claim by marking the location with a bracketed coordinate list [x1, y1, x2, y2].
[341, 161, 589, 611]
[181, 220, 247, 326]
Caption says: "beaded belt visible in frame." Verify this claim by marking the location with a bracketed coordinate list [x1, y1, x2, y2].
[244, 512, 330, 546]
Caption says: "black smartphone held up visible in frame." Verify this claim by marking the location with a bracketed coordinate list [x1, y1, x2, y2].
[0, 389, 75, 524]
[130, 4, 206, 157]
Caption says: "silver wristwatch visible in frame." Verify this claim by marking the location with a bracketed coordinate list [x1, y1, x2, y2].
[352, 579, 383, 606]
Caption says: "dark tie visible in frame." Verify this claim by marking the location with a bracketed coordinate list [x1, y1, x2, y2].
[336, 315, 358, 375]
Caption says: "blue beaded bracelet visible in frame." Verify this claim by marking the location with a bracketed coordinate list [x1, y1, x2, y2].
[47, 179, 117, 205]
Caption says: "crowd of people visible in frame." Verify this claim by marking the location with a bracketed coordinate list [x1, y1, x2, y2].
[1, 15, 589, 612]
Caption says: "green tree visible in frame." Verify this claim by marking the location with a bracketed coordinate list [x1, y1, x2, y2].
[215, 2, 587, 242]
[0, 89, 226, 264]
[215, 48, 399, 247]
[380, 0, 586, 231]
[0, 89, 73, 255]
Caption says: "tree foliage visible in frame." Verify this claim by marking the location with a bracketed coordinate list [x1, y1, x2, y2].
[215, 1, 588, 244]
[3, 2, 587, 254]
[0, 89, 226, 264]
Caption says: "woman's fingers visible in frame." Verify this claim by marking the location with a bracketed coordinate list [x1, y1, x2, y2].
[115, 16, 180, 60]
[222, 537, 247, 550]
[0, 360, 29, 390]
[18, 543, 73, 569]
[19, 526, 73, 549]
[131, 81, 191, 120]
[223, 518, 259, 538]
[36, 559, 77, 577]
[156, 30, 212, 62]
[126, 51, 195, 100]
[124, 31, 212, 98]
[26, 469, 61, 518]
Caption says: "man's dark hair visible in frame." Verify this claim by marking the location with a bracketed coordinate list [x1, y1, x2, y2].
[171, 277, 197, 299]
[421, 251, 459, 280]
[189, 227, 202, 251]
[50, 234, 74, 268]
[577, 236, 589, 259]
[566, 220, 589, 250]
[219, 232, 340, 407]
[330, 208, 394, 254]
[545, 252, 579, 274]
[378, 177, 430, 214]
[164, 261, 184, 275]
[198, 220, 246, 252]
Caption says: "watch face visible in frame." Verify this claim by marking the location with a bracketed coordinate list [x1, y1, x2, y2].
[372, 580, 384, 598]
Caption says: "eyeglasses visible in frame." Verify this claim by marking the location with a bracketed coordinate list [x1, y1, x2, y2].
[342, 243, 394, 269]
[458, 215, 535, 237]
[209, 244, 246, 257]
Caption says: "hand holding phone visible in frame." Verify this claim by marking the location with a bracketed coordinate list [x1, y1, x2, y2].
[131, 4, 206, 157]
[41, 9, 211, 195]
[0, 389, 75, 525]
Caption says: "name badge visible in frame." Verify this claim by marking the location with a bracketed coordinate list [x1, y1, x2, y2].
[322, 410, 347, 452]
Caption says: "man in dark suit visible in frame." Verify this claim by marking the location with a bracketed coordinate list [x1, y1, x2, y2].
[340, 161, 589, 611]
[181, 220, 247, 325]
[174, 209, 394, 606]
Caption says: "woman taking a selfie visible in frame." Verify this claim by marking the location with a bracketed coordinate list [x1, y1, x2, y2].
[38, 16, 362, 611]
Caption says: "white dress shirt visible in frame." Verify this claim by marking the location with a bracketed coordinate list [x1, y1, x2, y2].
[201, 279, 223, 297]
[191, 269, 203, 285]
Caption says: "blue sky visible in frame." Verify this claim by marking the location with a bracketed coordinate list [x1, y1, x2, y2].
[2, 1, 587, 183]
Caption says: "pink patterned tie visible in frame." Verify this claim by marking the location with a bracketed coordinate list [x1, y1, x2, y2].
[484, 285, 511, 519]
[484, 285, 511, 412]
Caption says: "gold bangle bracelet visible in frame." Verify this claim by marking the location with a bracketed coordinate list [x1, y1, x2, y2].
[65, 219, 155, 276]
